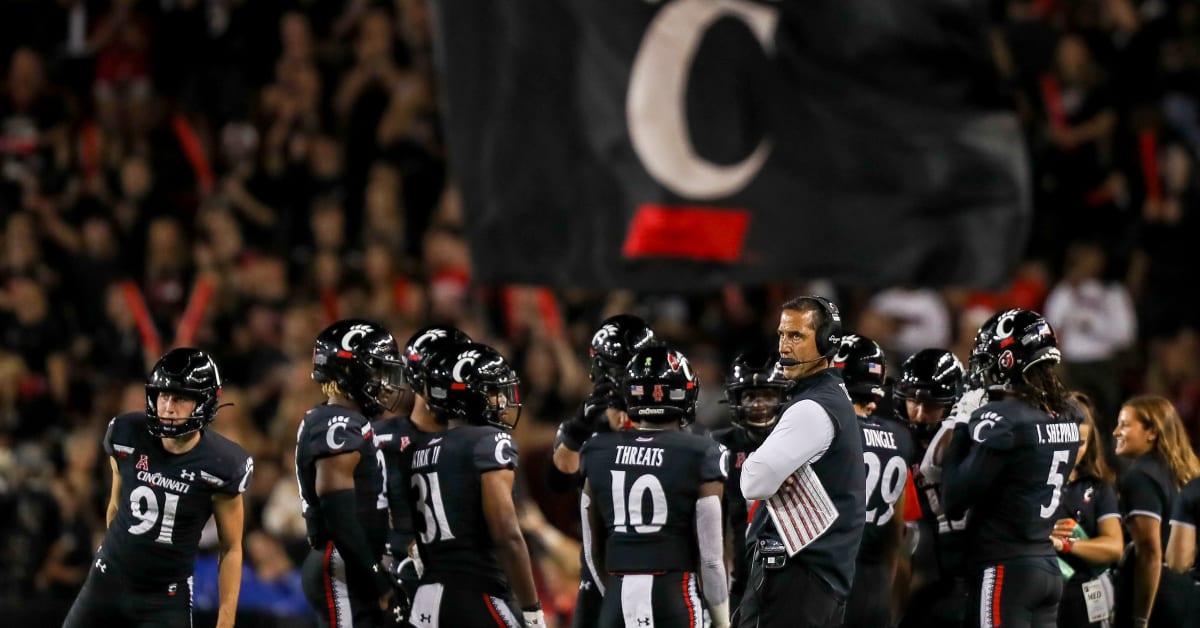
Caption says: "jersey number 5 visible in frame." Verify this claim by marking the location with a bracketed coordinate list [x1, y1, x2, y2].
[128, 485, 179, 544]
[1040, 450, 1071, 518]
[610, 470, 667, 534]
[863, 452, 906, 525]
[412, 472, 455, 544]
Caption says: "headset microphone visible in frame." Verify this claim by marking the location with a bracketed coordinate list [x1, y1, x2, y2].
[777, 355, 829, 367]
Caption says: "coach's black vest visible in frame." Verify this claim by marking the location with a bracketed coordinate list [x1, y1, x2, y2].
[747, 368, 866, 598]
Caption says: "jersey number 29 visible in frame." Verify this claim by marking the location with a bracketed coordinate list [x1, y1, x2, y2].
[863, 452, 907, 525]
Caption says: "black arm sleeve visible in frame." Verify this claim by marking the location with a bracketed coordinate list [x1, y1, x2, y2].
[320, 489, 393, 598]
[385, 450, 414, 560]
[941, 425, 1006, 520]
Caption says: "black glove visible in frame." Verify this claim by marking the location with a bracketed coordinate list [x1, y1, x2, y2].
[384, 578, 412, 625]
[559, 392, 610, 451]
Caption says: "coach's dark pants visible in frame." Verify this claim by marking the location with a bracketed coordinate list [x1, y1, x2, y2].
[736, 559, 845, 628]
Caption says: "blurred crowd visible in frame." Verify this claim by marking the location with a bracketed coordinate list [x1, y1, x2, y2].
[1, 0, 1200, 625]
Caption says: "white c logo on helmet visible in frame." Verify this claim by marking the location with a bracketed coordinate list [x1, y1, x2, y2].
[995, 310, 1019, 340]
[832, 334, 860, 364]
[341, 324, 373, 351]
[452, 350, 482, 383]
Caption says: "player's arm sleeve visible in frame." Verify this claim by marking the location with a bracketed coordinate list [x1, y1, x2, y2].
[740, 400, 834, 500]
[218, 454, 255, 496]
[579, 489, 605, 596]
[313, 418, 392, 598]
[696, 492, 729, 627]
[384, 448, 414, 559]
[103, 417, 118, 456]
[940, 423, 1006, 520]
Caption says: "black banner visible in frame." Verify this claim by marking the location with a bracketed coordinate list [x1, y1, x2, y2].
[434, 0, 1031, 290]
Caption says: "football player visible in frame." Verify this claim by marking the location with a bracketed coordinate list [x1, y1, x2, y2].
[550, 314, 656, 627]
[893, 348, 969, 628]
[403, 341, 546, 627]
[375, 326, 472, 577]
[295, 319, 408, 627]
[710, 347, 790, 612]
[64, 348, 254, 628]
[834, 335, 915, 628]
[941, 309, 1082, 628]
[581, 346, 730, 628]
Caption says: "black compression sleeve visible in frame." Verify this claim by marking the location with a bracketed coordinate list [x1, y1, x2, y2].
[941, 426, 1006, 519]
[320, 489, 393, 598]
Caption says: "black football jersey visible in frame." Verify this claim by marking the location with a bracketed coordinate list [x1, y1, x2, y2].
[101, 413, 253, 584]
[909, 430, 969, 579]
[857, 414, 916, 564]
[581, 429, 727, 573]
[294, 403, 388, 552]
[711, 426, 757, 596]
[375, 415, 428, 554]
[1170, 477, 1200, 580]
[956, 399, 1081, 567]
[400, 424, 519, 597]
[1055, 474, 1120, 580]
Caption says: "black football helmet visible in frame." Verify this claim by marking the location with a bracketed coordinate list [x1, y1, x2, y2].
[424, 342, 522, 430]
[623, 346, 699, 425]
[971, 308, 1062, 390]
[312, 319, 405, 417]
[403, 325, 472, 395]
[589, 314, 658, 386]
[725, 348, 791, 441]
[893, 348, 964, 428]
[145, 348, 223, 438]
[832, 334, 887, 403]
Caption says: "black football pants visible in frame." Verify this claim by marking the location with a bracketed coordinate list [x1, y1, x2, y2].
[63, 555, 192, 628]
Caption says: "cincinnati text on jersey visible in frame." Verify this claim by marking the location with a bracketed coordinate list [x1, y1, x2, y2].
[136, 471, 192, 493]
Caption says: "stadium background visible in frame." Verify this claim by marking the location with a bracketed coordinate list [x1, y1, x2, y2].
[1, 0, 1199, 626]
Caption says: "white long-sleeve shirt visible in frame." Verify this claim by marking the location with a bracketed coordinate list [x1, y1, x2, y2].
[740, 400, 835, 500]
[1043, 279, 1136, 362]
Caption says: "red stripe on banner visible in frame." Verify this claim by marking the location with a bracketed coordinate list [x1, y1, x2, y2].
[323, 542, 337, 627]
[536, 288, 563, 339]
[175, 275, 214, 347]
[171, 113, 214, 195]
[1140, 130, 1161, 202]
[992, 565, 1005, 627]
[321, 288, 338, 325]
[121, 281, 161, 357]
[902, 473, 923, 522]
[1039, 75, 1066, 130]
[682, 572, 696, 627]
[483, 595, 506, 627]
[788, 485, 818, 541]
[621, 205, 750, 262]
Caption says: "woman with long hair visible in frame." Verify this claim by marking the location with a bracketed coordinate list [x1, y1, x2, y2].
[1052, 392, 1123, 627]
[1112, 394, 1200, 628]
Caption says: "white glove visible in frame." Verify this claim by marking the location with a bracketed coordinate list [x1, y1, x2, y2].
[407, 542, 425, 578]
[948, 388, 987, 426]
[523, 609, 547, 626]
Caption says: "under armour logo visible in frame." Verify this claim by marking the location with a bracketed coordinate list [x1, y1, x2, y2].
[420, 613, 432, 623]
[579, 580, 592, 591]
[95, 558, 107, 573]
[180, 469, 195, 481]
[136, 455, 150, 471]
[638, 618, 651, 626]
[168, 583, 177, 596]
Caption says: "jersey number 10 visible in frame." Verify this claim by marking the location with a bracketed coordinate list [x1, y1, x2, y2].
[610, 470, 667, 534]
